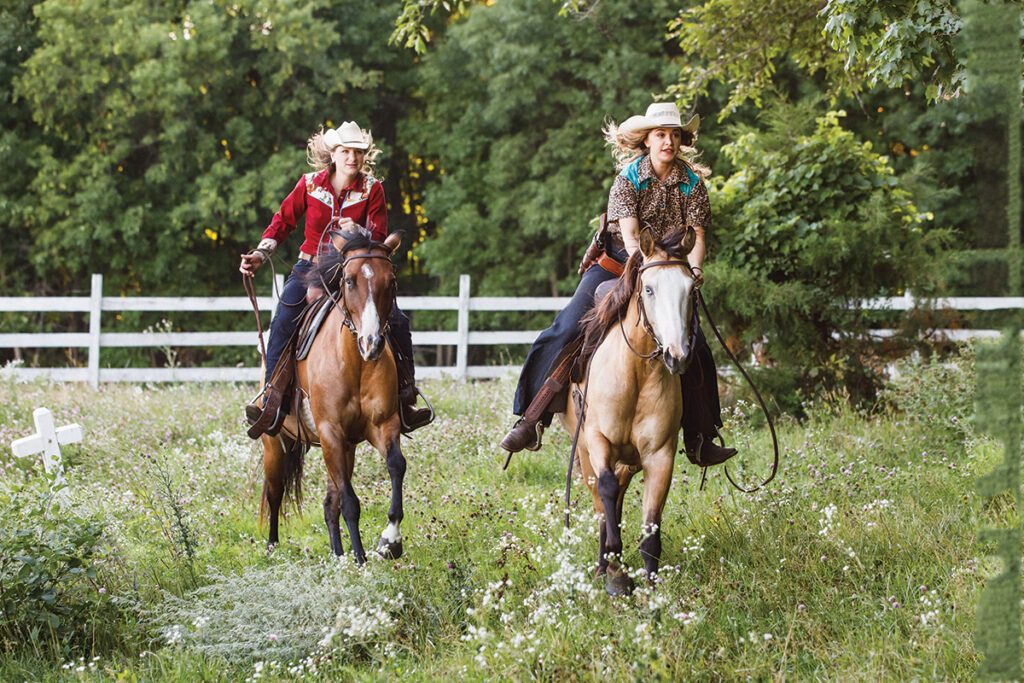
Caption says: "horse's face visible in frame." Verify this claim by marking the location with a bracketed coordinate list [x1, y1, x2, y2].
[333, 231, 402, 362]
[638, 229, 697, 375]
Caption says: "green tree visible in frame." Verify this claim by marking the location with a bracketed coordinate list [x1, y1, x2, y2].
[8, 0, 415, 296]
[709, 99, 948, 408]
[402, 0, 681, 296]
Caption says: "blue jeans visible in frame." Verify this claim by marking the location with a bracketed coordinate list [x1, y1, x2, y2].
[264, 260, 313, 386]
[513, 265, 618, 422]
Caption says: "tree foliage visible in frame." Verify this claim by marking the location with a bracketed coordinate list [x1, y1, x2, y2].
[402, 0, 681, 296]
[6, 0, 414, 296]
[709, 100, 948, 406]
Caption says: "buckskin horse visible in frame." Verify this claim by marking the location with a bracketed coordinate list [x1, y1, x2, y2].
[560, 226, 699, 596]
[260, 228, 407, 563]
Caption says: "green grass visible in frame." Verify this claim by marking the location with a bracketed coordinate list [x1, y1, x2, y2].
[0, 357, 993, 680]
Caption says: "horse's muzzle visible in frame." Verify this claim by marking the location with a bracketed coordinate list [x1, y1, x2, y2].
[662, 344, 692, 375]
[358, 333, 385, 362]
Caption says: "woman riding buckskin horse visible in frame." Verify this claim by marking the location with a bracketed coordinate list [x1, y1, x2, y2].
[501, 102, 736, 467]
[240, 121, 431, 434]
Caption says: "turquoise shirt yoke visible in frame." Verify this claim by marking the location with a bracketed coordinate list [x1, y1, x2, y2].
[619, 155, 699, 196]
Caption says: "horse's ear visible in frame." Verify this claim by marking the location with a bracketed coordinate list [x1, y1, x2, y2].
[680, 227, 696, 254]
[638, 228, 656, 259]
[382, 230, 404, 255]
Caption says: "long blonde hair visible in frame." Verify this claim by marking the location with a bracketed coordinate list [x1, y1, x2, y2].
[306, 125, 382, 175]
[602, 119, 710, 179]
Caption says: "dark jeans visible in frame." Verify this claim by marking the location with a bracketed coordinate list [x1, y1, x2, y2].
[513, 265, 618, 422]
[512, 266, 724, 438]
[265, 260, 313, 386]
[264, 259, 413, 386]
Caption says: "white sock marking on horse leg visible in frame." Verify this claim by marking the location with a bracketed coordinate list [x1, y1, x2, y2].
[382, 521, 402, 543]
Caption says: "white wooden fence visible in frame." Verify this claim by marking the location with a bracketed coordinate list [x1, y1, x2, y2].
[0, 274, 1021, 386]
[0, 274, 573, 386]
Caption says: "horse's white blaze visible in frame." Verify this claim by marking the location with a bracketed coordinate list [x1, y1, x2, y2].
[644, 268, 693, 353]
[358, 269, 380, 340]
[382, 521, 402, 543]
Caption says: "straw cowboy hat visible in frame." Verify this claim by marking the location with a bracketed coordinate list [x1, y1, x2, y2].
[619, 103, 700, 136]
[323, 121, 370, 150]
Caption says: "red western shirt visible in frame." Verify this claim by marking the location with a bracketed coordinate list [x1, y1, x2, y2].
[262, 168, 388, 255]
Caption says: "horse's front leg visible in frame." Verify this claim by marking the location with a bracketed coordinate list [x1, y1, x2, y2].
[321, 425, 366, 564]
[639, 446, 674, 581]
[371, 426, 406, 560]
[591, 438, 635, 596]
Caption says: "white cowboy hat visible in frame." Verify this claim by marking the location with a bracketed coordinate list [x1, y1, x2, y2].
[619, 103, 700, 136]
[323, 121, 370, 150]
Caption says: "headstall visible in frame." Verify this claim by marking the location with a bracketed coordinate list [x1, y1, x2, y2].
[620, 259, 700, 361]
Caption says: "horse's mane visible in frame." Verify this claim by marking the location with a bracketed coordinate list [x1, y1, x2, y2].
[576, 227, 695, 376]
[303, 228, 390, 294]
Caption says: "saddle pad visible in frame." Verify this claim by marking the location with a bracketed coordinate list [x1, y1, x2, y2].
[295, 295, 335, 361]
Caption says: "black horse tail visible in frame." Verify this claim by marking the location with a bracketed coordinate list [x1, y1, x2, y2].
[259, 434, 308, 526]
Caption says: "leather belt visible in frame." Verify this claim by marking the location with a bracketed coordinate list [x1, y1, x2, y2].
[298, 251, 318, 263]
[596, 252, 624, 277]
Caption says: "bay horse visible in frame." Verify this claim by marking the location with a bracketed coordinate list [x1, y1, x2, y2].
[261, 228, 406, 564]
[560, 226, 698, 596]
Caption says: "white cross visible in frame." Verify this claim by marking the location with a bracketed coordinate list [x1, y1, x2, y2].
[11, 408, 83, 490]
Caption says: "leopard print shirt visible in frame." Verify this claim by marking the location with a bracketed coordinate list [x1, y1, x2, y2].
[606, 155, 711, 239]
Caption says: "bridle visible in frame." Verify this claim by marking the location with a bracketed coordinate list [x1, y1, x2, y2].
[320, 249, 396, 338]
[619, 258, 700, 361]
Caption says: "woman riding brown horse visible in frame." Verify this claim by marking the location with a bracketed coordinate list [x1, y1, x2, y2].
[260, 228, 408, 562]
[240, 121, 431, 434]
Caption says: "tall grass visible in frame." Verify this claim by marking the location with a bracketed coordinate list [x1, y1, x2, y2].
[0, 349, 992, 679]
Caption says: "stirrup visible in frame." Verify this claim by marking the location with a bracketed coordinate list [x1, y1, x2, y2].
[399, 387, 436, 434]
[244, 387, 269, 426]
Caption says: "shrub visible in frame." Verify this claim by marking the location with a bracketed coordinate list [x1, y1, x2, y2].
[879, 343, 975, 454]
[0, 480, 111, 656]
[709, 98, 950, 409]
[152, 558, 415, 664]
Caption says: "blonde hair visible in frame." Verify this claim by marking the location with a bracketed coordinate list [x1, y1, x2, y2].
[602, 118, 710, 179]
[306, 125, 382, 174]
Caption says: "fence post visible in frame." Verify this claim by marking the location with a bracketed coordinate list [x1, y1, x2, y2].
[456, 274, 470, 381]
[87, 273, 102, 388]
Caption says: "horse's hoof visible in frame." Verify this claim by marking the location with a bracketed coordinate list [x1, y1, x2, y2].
[605, 572, 635, 597]
[377, 537, 403, 560]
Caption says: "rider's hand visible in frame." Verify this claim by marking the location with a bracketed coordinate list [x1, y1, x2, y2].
[239, 238, 277, 276]
[239, 251, 266, 276]
[691, 266, 704, 288]
[335, 217, 356, 231]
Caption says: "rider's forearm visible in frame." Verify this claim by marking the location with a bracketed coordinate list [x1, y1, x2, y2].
[620, 217, 640, 256]
[687, 232, 705, 270]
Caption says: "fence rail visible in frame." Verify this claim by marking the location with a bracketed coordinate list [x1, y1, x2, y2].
[1, 274, 1020, 386]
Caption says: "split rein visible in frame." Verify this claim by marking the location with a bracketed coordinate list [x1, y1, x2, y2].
[612, 258, 779, 494]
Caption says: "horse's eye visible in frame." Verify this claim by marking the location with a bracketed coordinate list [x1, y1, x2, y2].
[344, 277, 354, 289]
[644, 286, 653, 296]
